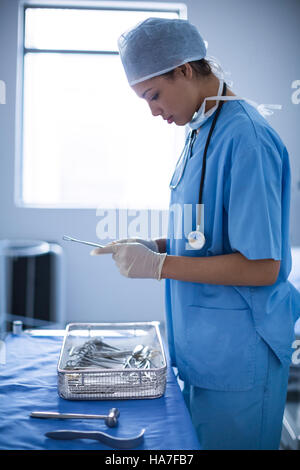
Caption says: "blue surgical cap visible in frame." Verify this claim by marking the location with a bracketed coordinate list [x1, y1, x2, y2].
[118, 18, 207, 86]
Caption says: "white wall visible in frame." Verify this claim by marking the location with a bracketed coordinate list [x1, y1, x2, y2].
[0, 0, 300, 326]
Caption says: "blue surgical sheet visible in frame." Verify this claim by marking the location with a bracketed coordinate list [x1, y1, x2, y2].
[0, 333, 200, 450]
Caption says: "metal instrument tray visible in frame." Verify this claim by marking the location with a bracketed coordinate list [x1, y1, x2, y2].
[57, 322, 167, 400]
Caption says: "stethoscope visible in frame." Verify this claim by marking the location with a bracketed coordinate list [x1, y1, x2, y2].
[169, 82, 227, 250]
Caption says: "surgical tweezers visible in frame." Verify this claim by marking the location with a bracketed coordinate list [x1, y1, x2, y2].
[63, 235, 105, 249]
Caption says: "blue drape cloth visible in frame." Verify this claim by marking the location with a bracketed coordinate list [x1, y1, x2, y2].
[0, 333, 200, 450]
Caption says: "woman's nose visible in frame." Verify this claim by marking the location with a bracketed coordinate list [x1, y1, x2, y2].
[149, 102, 162, 117]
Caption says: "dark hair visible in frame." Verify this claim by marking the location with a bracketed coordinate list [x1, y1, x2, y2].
[162, 59, 212, 79]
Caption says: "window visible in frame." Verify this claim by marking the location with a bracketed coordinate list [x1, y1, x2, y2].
[19, 3, 186, 210]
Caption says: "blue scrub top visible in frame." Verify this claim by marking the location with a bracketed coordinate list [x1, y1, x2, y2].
[165, 100, 300, 391]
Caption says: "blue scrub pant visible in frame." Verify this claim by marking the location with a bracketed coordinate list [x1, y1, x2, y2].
[182, 335, 290, 450]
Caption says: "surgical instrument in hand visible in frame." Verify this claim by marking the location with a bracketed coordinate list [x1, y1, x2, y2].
[45, 428, 145, 449]
[63, 235, 105, 249]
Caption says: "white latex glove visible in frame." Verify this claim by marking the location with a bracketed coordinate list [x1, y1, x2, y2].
[90, 242, 167, 280]
[108, 238, 159, 253]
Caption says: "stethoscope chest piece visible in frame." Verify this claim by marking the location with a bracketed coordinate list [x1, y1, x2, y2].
[187, 230, 205, 250]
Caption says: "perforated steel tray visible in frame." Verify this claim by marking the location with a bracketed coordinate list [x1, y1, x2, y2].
[57, 322, 167, 400]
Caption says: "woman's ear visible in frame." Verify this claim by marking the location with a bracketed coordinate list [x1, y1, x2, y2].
[175, 63, 193, 80]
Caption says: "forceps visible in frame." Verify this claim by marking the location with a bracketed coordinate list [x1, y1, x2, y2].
[63, 235, 105, 249]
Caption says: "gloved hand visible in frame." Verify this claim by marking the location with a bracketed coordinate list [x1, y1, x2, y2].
[90, 242, 167, 280]
[108, 238, 159, 253]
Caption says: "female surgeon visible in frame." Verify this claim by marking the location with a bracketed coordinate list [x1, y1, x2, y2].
[91, 18, 300, 450]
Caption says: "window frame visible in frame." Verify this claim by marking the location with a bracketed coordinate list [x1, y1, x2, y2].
[15, 0, 187, 208]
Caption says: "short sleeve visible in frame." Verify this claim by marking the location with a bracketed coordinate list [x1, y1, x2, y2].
[224, 143, 282, 260]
